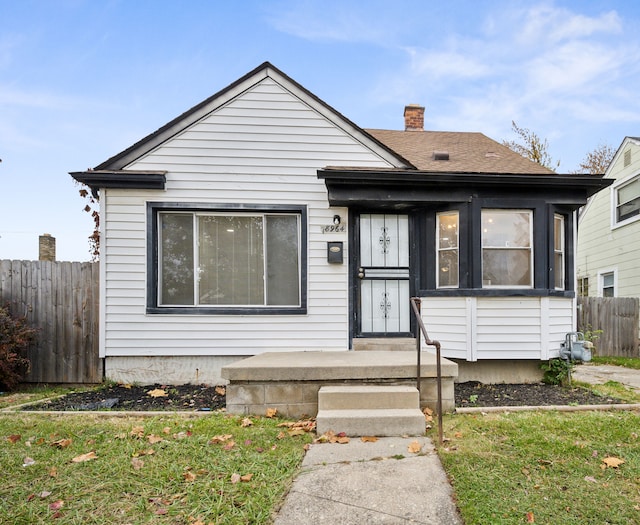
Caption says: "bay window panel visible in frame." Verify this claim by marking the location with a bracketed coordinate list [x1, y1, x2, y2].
[482, 210, 532, 287]
[554, 214, 565, 290]
[198, 216, 264, 305]
[437, 212, 459, 288]
[266, 215, 299, 305]
[159, 214, 194, 305]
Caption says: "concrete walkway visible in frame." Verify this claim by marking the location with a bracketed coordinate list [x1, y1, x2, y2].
[572, 363, 640, 392]
[273, 436, 462, 525]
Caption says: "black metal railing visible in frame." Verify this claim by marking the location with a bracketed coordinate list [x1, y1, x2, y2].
[410, 297, 443, 445]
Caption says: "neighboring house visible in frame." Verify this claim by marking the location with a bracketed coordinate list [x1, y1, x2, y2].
[577, 137, 640, 299]
[71, 62, 609, 385]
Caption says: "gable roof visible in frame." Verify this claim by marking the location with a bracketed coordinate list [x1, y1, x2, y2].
[92, 61, 412, 172]
[366, 129, 555, 174]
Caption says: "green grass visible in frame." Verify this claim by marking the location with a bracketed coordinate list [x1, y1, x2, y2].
[0, 412, 312, 524]
[591, 356, 640, 370]
[0, 385, 93, 410]
[438, 410, 640, 525]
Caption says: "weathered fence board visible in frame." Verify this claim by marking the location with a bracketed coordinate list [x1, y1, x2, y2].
[578, 297, 640, 357]
[0, 260, 100, 383]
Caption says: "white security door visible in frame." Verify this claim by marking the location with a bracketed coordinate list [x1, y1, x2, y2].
[358, 214, 411, 334]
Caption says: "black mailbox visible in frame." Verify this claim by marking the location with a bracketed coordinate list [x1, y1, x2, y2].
[327, 241, 343, 264]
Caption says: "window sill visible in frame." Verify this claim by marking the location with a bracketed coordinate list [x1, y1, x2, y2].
[146, 306, 307, 315]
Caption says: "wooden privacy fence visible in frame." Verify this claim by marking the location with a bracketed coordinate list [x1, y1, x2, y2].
[0, 260, 100, 383]
[577, 297, 640, 357]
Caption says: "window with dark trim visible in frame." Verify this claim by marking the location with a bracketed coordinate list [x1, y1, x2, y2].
[436, 211, 459, 288]
[553, 214, 565, 290]
[481, 209, 533, 288]
[147, 203, 307, 314]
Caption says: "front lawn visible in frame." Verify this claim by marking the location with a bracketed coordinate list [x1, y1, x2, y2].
[0, 412, 312, 524]
[591, 356, 640, 370]
[439, 410, 640, 524]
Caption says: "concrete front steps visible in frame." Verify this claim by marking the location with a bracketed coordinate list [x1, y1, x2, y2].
[315, 385, 426, 437]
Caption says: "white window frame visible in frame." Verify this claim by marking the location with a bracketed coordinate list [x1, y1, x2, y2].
[611, 172, 640, 230]
[597, 268, 617, 298]
[481, 209, 534, 289]
[436, 211, 459, 288]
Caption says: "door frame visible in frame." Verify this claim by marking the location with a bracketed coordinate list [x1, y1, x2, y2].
[349, 210, 418, 343]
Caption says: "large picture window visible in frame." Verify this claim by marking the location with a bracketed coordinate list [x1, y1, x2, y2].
[436, 211, 459, 288]
[481, 210, 533, 288]
[150, 204, 306, 313]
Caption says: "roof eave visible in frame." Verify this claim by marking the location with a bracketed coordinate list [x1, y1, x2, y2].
[69, 170, 167, 192]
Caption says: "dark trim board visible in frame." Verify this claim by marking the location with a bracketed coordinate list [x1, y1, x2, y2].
[145, 202, 308, 315]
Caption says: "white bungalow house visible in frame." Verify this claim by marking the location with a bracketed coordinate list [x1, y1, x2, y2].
[71, 62, 610, 390]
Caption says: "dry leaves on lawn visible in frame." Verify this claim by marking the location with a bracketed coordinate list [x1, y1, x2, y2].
[71, 451, 97, 463]
[602, 456, 625, 469]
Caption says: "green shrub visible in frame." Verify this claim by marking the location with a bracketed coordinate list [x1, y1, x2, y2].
[0, 305, 37, 391]
[540, 358, 574, 386]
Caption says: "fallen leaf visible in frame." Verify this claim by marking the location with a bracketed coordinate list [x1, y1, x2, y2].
[148, 388, 168, 398]
[39, 491, 52, 499]
[155, 508, 168, 515]
[240, 473, 253, 482]
[51, 438, 72, 449]
[584, 476, 598, 483]
[223, 441, 236, 451]
[49, 500, 64, 511]
[240, 417, 253, 427]
[335, 436, 350, 444]
[230, 473, 241, 484]
[361, 436, 378, 443]
[147, 435, 164, 444]
[602, 456, 625, 468]
[288, 428, 306, 437]
[131, 457, 144, 470]
[215, 386, 226, 396]
[454, 432, 463, 439]
[27, 493, 36, 502]
[173, 431, 189, 440]
[266, 407, 277, 418]
[526, 511, 535, 523]
[276, 431, 286, 440]
[408, 441, 422, 454]
[23, 457, 36, 467]
[162, 427, 171, 434]
[208, 434, 233, 444]
[183, 471, 197, 482]
[49, 467, 58, 478]
[71, 451, 97, 463]
[130, 426, 145, 438]
[7, 434, 21, 444]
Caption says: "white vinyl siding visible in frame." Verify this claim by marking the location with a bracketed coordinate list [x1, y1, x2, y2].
[101, 76, 396, 358]
[422, 296, 574, 361]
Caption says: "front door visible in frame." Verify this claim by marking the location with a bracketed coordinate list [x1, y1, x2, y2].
[356, 213, 411, 336]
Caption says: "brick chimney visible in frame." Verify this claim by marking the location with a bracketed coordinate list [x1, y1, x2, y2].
[404, 104, 424, 131]
[39, 233, 56, 261]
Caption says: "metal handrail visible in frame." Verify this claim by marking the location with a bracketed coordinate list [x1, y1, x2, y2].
[410, 297, 443, 445]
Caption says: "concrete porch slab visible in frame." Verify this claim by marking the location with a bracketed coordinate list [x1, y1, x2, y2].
[221, 351, 458, 418]
[222, 350, 458, 381]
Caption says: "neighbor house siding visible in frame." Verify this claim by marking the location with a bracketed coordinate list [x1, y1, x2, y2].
[421, 296, 571, 361]
[577, 139, 640, 298]
[101, 77, 395, 361]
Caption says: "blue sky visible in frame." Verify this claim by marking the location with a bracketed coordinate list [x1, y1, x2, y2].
[2, 0, 639, 261]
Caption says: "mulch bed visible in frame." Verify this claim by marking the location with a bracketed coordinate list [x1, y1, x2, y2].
[22, 384, 226, 412]
[19, 381, 624, 412]
[455, 381, 623, 408]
